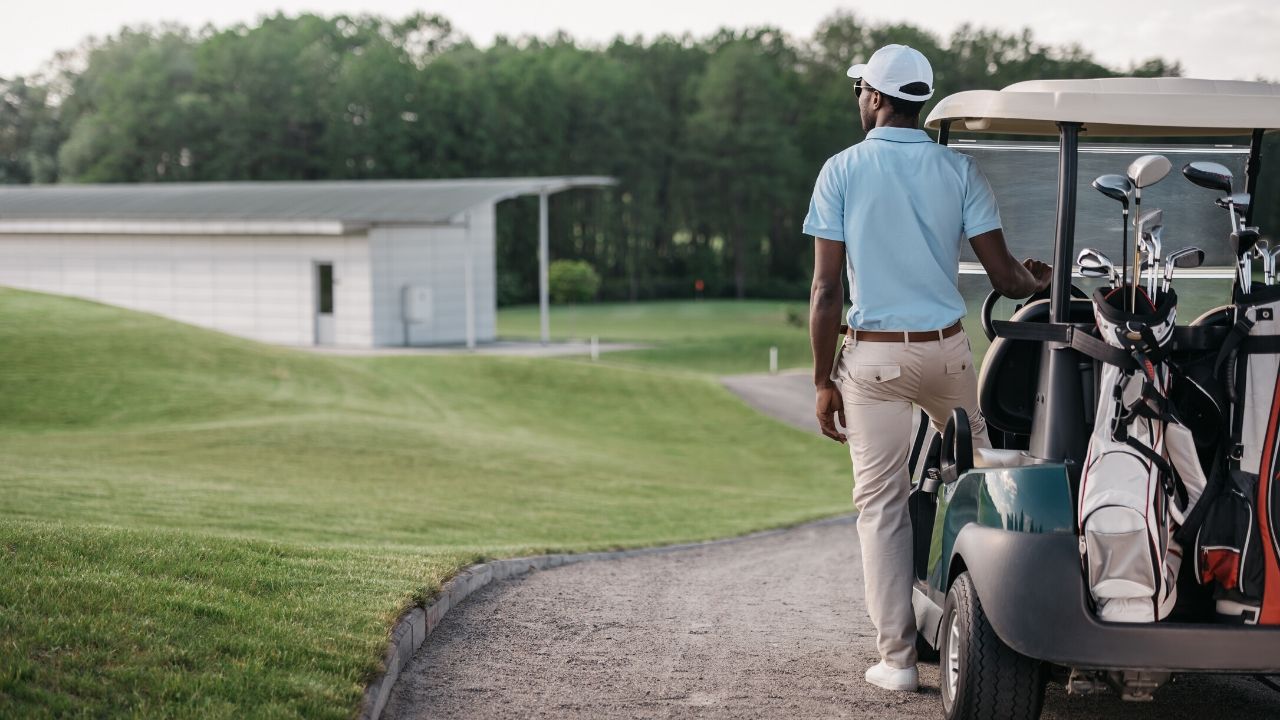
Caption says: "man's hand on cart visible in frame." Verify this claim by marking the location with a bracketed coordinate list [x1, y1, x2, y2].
[1024, 258, 1053, 293]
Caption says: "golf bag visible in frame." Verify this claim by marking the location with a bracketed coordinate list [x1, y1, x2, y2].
[1194, 284, 1280, 623]
[1079, 288, 1209, 623]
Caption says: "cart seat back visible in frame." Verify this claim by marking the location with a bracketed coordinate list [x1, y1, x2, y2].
[978, 298, 1096, 439]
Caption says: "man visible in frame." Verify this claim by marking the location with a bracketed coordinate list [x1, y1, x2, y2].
[804, 44, 1051, 692]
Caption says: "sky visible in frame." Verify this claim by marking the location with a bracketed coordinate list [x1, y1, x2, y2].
[2, 0, 1277, 81]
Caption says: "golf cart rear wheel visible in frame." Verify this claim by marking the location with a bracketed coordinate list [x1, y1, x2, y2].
[939, 572, 1045, 720]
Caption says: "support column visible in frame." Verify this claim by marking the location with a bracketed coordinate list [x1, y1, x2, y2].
[1029, 121, 1086, 467]
[538, 190, 550, 345]
[464, 219, 476, 350]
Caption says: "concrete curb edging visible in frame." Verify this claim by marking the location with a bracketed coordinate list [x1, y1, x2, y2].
[358, 513, 857, 720]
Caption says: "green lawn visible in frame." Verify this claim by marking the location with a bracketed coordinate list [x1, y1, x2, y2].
[0, 289, 850, 718]
[498, 299, 816, 374]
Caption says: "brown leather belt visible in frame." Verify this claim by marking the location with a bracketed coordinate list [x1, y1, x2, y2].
[843, 320, 964, 343]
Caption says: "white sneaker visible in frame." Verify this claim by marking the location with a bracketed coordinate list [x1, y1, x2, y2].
[864, 661, 919, 692]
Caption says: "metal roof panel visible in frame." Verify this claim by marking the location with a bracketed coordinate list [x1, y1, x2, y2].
[0, 177, 617, 227]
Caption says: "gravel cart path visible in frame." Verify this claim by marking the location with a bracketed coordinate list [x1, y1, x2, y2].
[384, 373, 1280, 719]
[720, 369, 820, 434]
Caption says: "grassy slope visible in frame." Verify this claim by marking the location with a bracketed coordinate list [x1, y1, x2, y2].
[0, 289, 849, 718]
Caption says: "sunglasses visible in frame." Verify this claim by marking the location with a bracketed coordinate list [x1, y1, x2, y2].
[854, 80, 872, 99]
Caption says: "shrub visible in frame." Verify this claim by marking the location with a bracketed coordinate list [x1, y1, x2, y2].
[548, 260, 601, 304]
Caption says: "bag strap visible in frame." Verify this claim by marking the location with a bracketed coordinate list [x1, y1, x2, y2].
[1173, 441, 1228, 545]
[1112, 429, 1187, 507]
[990, 320, 1139, 371]
[1215, 316, 1254, 377]
[1214, 316, 1254, 462]
[1243, 335, 1280, 354]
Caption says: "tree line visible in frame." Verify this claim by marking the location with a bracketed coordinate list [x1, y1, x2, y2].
[5, 12, 1262, 304]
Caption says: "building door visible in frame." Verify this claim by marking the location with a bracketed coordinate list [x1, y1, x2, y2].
[315, 262, 335, 345]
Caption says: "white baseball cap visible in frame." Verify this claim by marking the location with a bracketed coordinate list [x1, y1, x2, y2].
[846, 44, 935, 101]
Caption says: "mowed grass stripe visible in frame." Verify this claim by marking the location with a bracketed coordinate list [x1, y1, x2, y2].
[0, 288, 848, 718]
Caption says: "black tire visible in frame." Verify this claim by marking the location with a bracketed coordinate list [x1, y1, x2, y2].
[939, 572, 1045, 720]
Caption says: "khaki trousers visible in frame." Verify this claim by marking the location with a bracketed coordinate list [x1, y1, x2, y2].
[831, 329, 990, 669]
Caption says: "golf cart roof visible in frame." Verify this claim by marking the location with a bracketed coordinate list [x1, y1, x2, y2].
[925, 78, 1280, 137]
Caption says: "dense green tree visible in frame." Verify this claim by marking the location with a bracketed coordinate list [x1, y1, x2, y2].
[57, 27, 199, 182]
[688, 32, 803, 298]
[0, 76, 61, 183]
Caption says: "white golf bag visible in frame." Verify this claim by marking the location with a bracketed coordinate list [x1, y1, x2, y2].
[1079, 288, 1209, 623]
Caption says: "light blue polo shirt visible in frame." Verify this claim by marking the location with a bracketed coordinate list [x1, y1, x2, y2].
[803, 127, 1002, 331]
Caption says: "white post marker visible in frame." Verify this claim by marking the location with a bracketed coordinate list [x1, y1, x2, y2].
[769, 346, 778, 375]
[590, 336, 599, 362]
[538, 190, 550, 345]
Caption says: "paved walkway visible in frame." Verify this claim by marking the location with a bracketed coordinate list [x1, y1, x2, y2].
[384, 371, 1280, 719]
[720, 369, 820, 434]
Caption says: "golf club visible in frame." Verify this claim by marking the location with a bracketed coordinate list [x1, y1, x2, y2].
[1234, 228, 1260, 294]
[1141, 235, 1162, 297]
[1216, 192, 1251, 221]
[1183, 161, 1255, 293]
[1127, 155, 1173, 310]
[1146, 225, 1164, 298]
[1135, 208, 1163, 303]
[1092, 174, 1134, 302]
[1184, 161, 1240, 235]
[1138, 230, 1162, 298]
[1269, 244, 1280, 285]
[1162, 246, 1205, 293]
[1077, 247, 1118, 287]
[1255, 238, 1271, 284]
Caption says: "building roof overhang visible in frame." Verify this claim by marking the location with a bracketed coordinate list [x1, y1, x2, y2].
[0, 176, 618, 235]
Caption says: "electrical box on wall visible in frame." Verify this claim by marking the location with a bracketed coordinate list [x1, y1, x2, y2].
[402, 285, 433, 325]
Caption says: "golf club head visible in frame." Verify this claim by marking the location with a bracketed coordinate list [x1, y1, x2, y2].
[1162, 246, 1206, 292]
[1128, 155, 1173, 189]
[1149, 225, 1164, 257]
[1255, 237, 1271, 259]
[1233, 228, 1261, 259]
[1076, 247, 1114, 266]
[1169, 247, 1206, 270]
[1092, 174, 1134, 209]
[1076, 247, 1115, 280]
[1216, 192, 1252, 218]
[1136, 208, 1163, 238]
[1183, 161, 1234, 194]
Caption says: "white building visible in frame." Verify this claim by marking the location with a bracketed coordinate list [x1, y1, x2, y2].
[0, 177, 613, 347]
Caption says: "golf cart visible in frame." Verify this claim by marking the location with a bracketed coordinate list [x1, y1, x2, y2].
[906, 78, 1280, 719]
